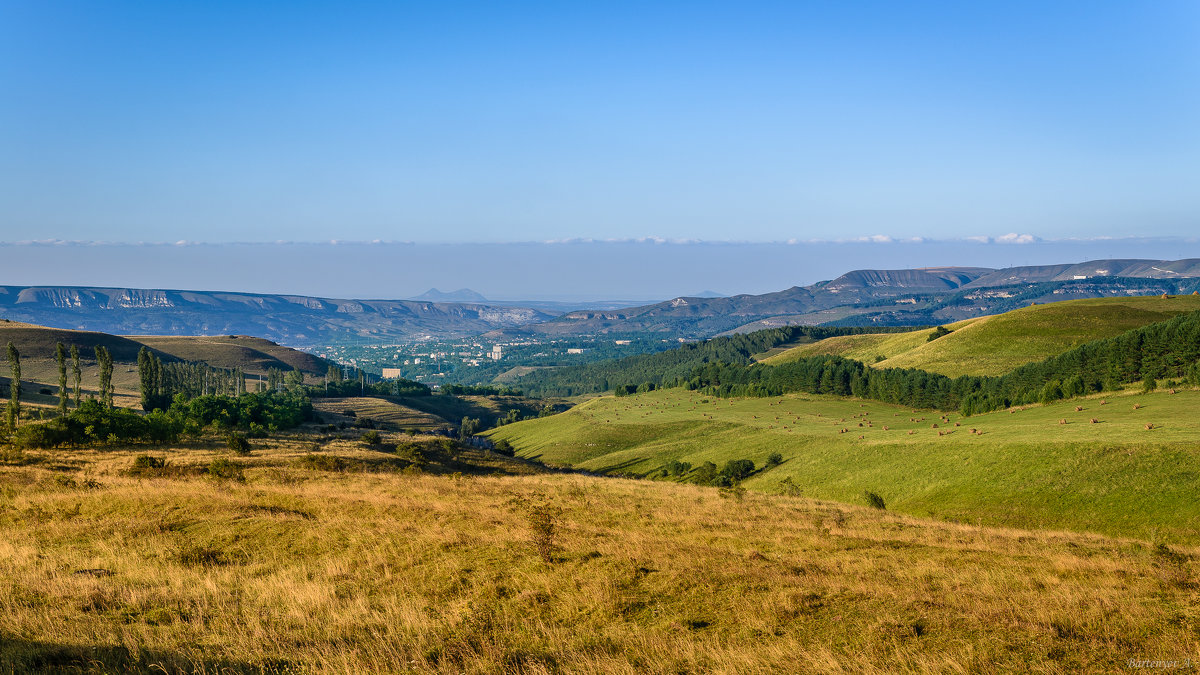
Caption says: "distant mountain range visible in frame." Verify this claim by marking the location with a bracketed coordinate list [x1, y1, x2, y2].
[487, 258, 1200, 337]
[2, 259, 1198, 346]
[411, 288, 489, 302]
[0, 287, 552, 346]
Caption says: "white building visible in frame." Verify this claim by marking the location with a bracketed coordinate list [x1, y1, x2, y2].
[489, 345, 504, 360]
[381, 368, 404, 379]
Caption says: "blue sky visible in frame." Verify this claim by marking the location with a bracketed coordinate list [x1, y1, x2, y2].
[2, 1, 1198, 245]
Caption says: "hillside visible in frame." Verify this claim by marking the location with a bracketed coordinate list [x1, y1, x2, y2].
[0, 322, 333, 409]
[490, 386, 1200, 543]
[3, 439, 1197, 672]
[0, 286, 553, 345]
[763, 295, 1200, 377]
[132, 335, 329, 375]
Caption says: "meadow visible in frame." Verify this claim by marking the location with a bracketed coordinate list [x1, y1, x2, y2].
[3, 431, 1200, 673]
[762, 295, 1200, 376]
[489, 386, 1200, 544]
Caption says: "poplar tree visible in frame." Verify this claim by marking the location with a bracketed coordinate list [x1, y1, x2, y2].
[56, 342, 68, 415]
[7, 342, 20, 431]
[138, 346, 154, 411]
[95, 346, 114, 407]
[71, 345, 81, 406]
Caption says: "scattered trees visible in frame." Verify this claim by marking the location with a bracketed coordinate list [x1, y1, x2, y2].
[459, 417, 481, 438]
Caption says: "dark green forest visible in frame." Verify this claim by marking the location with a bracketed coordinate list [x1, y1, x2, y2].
[516, 326, 923, 397]
[683, 310, 1200, 414]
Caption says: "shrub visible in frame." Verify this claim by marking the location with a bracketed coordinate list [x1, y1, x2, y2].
[132, 455, 166, 470]
[665, 459, 692, 477]
[778, 476, 802, 497]
[38, 387, 52, 395]
[360, 430, 383, 446]
[207, 457, 245, 482]
[864, 490, 887, 510]
[765, 452, 783, 468]
[525, 501, 561, 563]
[718, 485, 747, 501]
[226, 433, 251, 455]
[693, 461, 718, 485]
[1142, 376, 1158, 393]
[927, 326, 952, 342]
[12, 421, 73, 449]
[721, 459, 756, 482]
[492, 438, 515, 456]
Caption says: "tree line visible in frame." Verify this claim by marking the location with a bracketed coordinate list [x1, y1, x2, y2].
[515, 325, 923, 397]
[11, 391, 314, 449]
[682, 309, 1200, 413]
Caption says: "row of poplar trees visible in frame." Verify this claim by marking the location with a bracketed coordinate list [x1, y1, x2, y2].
[5, 341, 109, 432]
[137, 346, 252, 412]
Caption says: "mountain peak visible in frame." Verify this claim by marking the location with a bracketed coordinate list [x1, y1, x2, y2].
[411, 288, 488, 302]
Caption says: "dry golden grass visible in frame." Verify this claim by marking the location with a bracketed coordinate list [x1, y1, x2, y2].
[312, 396, 446, 429]
[2, 437, 1199, 673]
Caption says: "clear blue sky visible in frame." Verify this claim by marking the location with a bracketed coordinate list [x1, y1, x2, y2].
[1, 0, 1198, 244]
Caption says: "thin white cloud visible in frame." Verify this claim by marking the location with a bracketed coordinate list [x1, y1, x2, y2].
[995, 232, 1038, 244]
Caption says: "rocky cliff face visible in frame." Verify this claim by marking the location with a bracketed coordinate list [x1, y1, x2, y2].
[0, 287, 554, 346]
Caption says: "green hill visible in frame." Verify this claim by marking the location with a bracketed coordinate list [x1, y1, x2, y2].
[763, 295, 1200, 376]
[489, 386, 1200, 543]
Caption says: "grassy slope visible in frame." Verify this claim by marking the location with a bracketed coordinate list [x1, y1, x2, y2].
[132, 335, 328, 375]
[0, 323, 333, 416]
[312, 397, 446, 429]
[489, 387, 1200, 544]
[762, 296, 1200, 376]
[3, 440, 1199, 672]
[760, 330, 939, 365]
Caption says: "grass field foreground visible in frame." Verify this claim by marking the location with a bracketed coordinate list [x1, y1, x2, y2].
[2, 439, 1200, 673]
